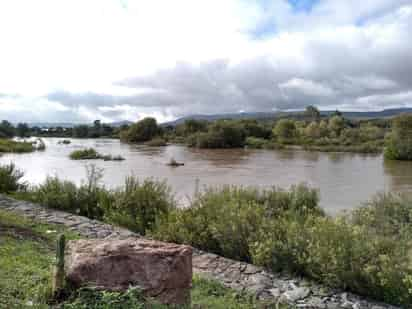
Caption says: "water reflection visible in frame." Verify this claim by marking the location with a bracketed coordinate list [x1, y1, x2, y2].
[384, 159, 412, 193]
[1, 138, 412, 215]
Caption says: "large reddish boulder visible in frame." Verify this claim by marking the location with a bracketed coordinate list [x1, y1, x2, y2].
[65, 238, 193, 305]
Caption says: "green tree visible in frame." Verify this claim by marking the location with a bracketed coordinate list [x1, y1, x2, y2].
[384, 114, 412, 160]
[305, 121, 321, 139]
[73, 125, 89, 138]
[273, 119, 297, 141]
[16, 123, 30, 137]
[328, 116, 345, 137]
[120, 117, 159, 143]
[305, 105, 320, 121]
[0, 120, 15, 138]
[183, 119, 207, 135]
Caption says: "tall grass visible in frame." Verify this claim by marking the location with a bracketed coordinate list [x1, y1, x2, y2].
[0, 163, 26, 193]
[0, 139, 34, 153]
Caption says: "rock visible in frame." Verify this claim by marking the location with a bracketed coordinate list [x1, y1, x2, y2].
[65, 238, 193, 305]
[281, 287, 311, 302]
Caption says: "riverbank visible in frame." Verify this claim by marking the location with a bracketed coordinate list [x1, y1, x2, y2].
[0, 195, 398, 308]
[0, 207, 279, 308]
[1, 138, 409, 214]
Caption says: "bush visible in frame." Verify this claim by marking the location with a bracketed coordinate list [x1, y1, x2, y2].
[30, 165, 107, 219]
[0, 163, 26, 193]
[152, 184, 321, 262]
[145, 137, 167, 146]
[251, 193, 412, 306]
[385, 114, 412, 160]
[120, 117, 160, 143]
[245, 137, 267, 149]
[0, 139, 34, 153]
[69, 148, 100, 160]
[102, 177, 175, 235]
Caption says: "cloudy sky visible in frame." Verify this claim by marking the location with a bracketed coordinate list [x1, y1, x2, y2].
[0, 0, 411, 123]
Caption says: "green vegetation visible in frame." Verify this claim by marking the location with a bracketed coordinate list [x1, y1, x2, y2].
[0, 163, 26, 193]
[120, 117, 162, 143]
[69, 148, 124, 161]
[0, 209, 269, 308]
[101, 177, 175, 235]
[384, 114, 412, 160]
[145, 137, 167, 146]
[0, 210, 79, 308]
[0, 138, 35, 153]
[126, 107, 389, 153]
[3, 164, 412, 306]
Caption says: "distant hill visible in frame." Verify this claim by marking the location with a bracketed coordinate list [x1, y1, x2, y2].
[162, 108, 412, 126]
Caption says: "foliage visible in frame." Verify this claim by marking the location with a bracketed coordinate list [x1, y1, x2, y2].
[0, 210, 266, 308]
[152, 184, 321, 262]
[102, 177, 175, 235]
[0, 138, 34, 153]
[29, 165, 107, 219]
[187, 120, 245, 148]
[17, 123, 30, 137]
[145, 137, 167, 146]
[69, 148, 124, 161]
[0, 163, 26, 193]
[0, 210, 79, 308]
[120, 117, 160, 143]
[245, 137, 268, 149]
[384, 114, 412, 160]
[0, 120, 15, 138]
[273, 119, 297, 142]
[304, 105, 320, 121]
[70, 148, 100, 160]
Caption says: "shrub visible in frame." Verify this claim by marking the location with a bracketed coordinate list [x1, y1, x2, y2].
[245, 137, 267, 149]
[0, 139, 34, 153]
[273, 119, 297, 142]
[0, 163, 26, 193]
[251, 193, 412, 306]
[145, 137, 167, 146]
[31, 165, 107, 219]
[102, 177, 175, 235]
[69, 148, 100, 160]
[120, 117, 160, 143]
[152, 184, 321, 262]
[384, 114, 412, 160]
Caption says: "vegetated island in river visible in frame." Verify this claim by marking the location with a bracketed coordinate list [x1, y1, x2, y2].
[1, 106, 412, 158]
[69, 148, 125, 161]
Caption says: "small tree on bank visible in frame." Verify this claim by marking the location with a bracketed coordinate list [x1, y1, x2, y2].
[384, 114, 412, 160]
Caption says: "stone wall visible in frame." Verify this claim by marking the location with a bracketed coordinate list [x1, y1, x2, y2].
[0, 195, 400, 309]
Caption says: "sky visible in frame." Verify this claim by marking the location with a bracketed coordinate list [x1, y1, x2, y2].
[0, 0, 411, 123]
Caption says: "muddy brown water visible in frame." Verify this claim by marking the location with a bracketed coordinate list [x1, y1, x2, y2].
[1, 138, 412, 215]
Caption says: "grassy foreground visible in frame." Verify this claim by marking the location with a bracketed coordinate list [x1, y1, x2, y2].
[2, 162, 412, 307]
[0, 210, 275, 308]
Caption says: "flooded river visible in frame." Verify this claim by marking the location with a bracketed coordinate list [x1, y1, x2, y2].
[1, 138, 412, 215]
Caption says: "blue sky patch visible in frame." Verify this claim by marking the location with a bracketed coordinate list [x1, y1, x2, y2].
[288, 0, 319, 13]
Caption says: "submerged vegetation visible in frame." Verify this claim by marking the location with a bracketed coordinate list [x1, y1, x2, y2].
[0, 138, 35, 153]
[384, 114, 412, 160]
[115, 106, 395, 154]
[69, 148, 124, 161]
[2, 163, 412, 306]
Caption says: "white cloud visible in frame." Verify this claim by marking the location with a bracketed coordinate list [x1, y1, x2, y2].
[279, 78, 335, 97]
[0, 1, 411, 122]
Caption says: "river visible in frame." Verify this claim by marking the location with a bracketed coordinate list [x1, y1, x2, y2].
[1, 138, 412, 215]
